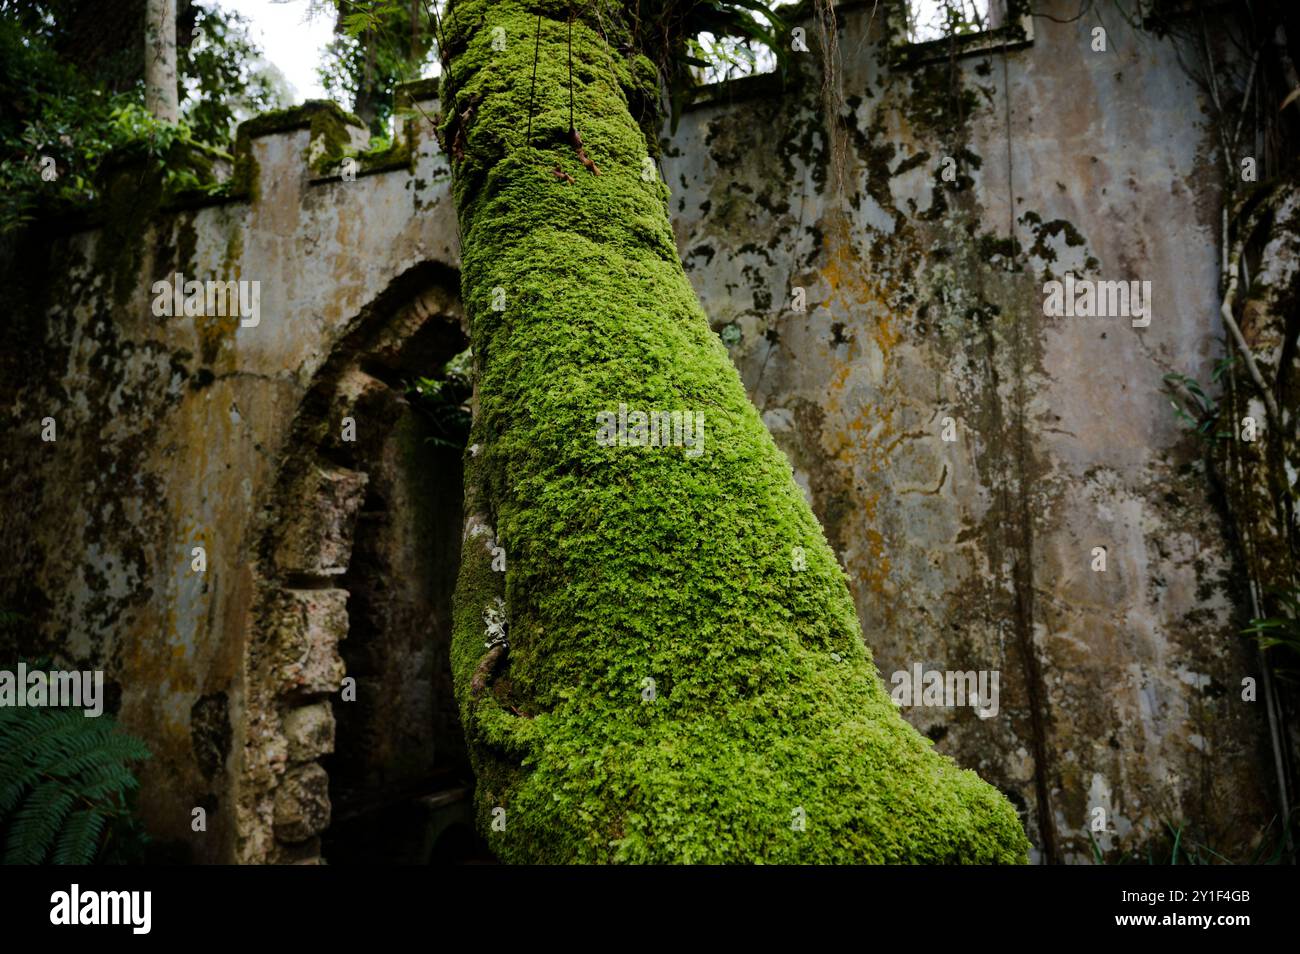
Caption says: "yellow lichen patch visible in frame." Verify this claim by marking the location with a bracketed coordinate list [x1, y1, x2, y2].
[811, 212, 925, 622]
[818, 214, 902, 359]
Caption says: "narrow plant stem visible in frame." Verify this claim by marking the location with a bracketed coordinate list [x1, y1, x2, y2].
[1221, 231, 1280, 425]
[527, 13, 541, 150]
[568, 13, 575, 133]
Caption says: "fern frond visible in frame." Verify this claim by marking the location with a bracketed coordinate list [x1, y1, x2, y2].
[0, 707, 81, 768]
[53, 808, 107, 865]
[0, 697, 150, 865]
[6, 780, 76, 864]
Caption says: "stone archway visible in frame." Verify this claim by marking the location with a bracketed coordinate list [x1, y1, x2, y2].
[233, 263, 474, 864]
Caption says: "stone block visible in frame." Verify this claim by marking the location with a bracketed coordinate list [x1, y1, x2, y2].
[273, 588, 349, 694]
[274, 466, 368, 577]
[273, 763, 331, 843]
[283, 702, 336, 762]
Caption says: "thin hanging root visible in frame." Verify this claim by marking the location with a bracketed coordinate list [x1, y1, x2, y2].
[448, 93, 483, 164]
[470, 643, 506, 697]
[450, 122, 465, 163]
[569, 128, 600, 175]
[576, 147, 600, 175]
[525, 13, 541, 149]
[551, 165, 576, 185]
[562, 12, 597, 175]
[1221, 188, 1284, 426]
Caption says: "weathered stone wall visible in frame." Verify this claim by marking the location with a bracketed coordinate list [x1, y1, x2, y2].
[0, 1, 1281, 863]
[1, 91, 464, 864]
[663, 1, 1275, 861]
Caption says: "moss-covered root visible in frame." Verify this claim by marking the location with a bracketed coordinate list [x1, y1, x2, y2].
[442, 0, 1031, 864]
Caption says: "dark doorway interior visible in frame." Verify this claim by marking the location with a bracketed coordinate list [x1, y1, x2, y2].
[318, 286, 490, 863]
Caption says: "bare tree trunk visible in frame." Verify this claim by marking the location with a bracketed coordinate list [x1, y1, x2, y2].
[354, 26, 379, 132]
[144, 0, 178, 122]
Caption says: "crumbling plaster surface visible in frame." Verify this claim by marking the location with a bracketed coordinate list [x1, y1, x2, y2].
[2, 92, 459, 863]
[663, 2, 1272, 861]
[0, 0, 1277, 863]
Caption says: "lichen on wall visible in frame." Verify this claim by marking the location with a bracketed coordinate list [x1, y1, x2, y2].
[1, 89, 462, 864]
[663, 1, 1275, 862]
[0, 0, 1281, 866]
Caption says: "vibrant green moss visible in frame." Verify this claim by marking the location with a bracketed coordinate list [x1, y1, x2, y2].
[446, 0, 1030, 864]
[342, 117, 417, 177]
[235, 100, 365, 143]
[229, 100, 367, 194]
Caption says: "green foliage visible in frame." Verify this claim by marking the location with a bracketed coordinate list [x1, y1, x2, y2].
[633, 0, 791, 130]
[319, 0, 438, 135]
[1163, 372, 1219, 436]
[1162, 356, 1239, 440]
[409, 348, 473, 449]
[0, 0, 145, 93]
[0, 2, 282, 232]
[179, 5, 292, 146]
[685, 32, 770, 85]
[0, 12, 110, 231]
[0, 693, 150, 864]
[906, 0, 992, 44]
[1090, 817, 1292, 864]
[1243, 587, 1300, 680]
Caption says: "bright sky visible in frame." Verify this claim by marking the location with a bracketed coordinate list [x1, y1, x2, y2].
[218, 1, 979, 101]
[217, 0, 334, 102]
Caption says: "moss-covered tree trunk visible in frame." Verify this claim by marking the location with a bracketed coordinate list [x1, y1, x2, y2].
[442, 0, 1029, 863]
